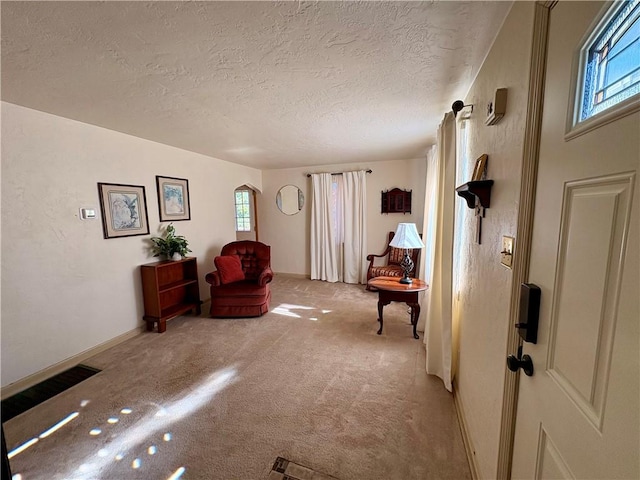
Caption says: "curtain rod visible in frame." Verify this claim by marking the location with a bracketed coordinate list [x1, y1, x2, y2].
[306, 169, 372, 178]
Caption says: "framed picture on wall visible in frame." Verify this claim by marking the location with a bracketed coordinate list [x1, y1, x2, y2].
[156, 175, 191, 221]
[471, 154, 488, 181]
[97, 182, 150, 239]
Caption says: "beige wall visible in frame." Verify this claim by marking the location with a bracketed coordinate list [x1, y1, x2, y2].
[453, 2, 535, 478]
[1, 102, 262, 387]
[258, 159, 427, 276]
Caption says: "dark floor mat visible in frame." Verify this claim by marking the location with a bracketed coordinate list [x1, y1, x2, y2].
[1, 365, 101, 422]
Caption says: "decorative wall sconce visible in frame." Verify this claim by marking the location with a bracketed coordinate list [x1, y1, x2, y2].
[452, 100, 474, 118]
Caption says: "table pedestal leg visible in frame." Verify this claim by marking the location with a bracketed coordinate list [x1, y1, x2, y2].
[407, 302, 420, 339]
[377, 299, 385, 335]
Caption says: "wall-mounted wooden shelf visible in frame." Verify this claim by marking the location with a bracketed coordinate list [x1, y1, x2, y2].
[455, 180, 494, 209]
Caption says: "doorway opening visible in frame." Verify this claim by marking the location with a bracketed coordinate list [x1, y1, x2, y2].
[234, 185, 258, 241]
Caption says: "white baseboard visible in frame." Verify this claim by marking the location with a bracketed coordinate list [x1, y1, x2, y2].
[1, 325, 145, 400]
[453, 379, 480, 480]
[272, 272, 310, 279]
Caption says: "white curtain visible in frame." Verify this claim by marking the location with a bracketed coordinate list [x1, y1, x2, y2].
[342, 170, 367, 284]
[417, 145, 438, 334]
[310, 170, 367, 284]
[311, 173, 339, 282]
[421, 112, 456, 392]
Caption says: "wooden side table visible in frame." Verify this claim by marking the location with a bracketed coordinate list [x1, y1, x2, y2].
[367, 276, 429, 339]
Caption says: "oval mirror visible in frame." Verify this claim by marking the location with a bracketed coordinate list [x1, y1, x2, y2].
[276, 185, 304, 215]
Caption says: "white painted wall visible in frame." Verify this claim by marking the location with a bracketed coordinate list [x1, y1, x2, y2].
[1, 102, 262, 387]
[258, 159, 427, 276]
[452, 2, 535, 478]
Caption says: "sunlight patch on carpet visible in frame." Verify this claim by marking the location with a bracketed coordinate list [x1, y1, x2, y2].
[272, 303, 315, 319]
[54, 366, 237, 479]
[268, 457, 339, 480]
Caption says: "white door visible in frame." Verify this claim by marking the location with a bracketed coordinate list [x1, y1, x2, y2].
[511, 2, 639, 479]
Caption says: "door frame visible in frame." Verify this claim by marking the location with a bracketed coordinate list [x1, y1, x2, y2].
[252, 188, 259, 241]
[234, 185, 259, 242]
[496, 2, 557, 477]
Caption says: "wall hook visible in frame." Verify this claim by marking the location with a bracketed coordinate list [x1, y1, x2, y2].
[452, 100, 474, 118]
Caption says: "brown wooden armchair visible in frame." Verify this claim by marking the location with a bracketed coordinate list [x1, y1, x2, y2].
[366, 231, 421, 290]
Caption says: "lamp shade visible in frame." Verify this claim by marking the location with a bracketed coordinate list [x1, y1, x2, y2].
[389, 223, 425, 249]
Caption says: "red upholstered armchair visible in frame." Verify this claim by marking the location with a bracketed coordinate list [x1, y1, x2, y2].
[205, 240, 273, 318]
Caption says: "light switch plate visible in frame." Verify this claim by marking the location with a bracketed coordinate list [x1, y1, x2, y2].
[501, 236, 514, 268]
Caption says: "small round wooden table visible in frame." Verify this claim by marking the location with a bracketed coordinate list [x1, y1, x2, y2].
[367, 276, 429, 339]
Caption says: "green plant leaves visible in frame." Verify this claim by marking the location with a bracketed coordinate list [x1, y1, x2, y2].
[149, 223, 191, 257]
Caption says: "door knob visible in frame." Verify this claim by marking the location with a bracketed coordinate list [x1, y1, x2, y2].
[507, 346, 534, 376]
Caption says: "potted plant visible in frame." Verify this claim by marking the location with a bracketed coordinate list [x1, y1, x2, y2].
[150, 223, 191, 260]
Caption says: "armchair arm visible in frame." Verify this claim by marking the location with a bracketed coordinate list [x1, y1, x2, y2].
[366, 245, 393, 283]
[205, 270, 222, 286]
[366, 254, 377, 271]
[257, 266, 274, 286]
[366, 251, 387, 262]
[366, 244, 392, 264]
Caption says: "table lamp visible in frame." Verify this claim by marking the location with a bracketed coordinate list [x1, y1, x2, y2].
[389, 223, 425, 284]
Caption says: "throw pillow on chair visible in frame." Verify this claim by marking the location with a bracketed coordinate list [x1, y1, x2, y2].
[214, 255, 245, 284]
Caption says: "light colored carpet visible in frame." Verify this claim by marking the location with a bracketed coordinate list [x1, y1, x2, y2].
[3, 275, 471, 479]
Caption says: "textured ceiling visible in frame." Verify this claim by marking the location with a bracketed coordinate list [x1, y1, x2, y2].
[1, 1, 512, 170]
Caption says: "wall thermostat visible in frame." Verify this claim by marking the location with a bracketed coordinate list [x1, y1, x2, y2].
[80, 207, 97, 220]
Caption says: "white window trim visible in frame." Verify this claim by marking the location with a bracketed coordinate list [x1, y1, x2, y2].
[565, 0, 640, 141]
[235, 189, 251, 232]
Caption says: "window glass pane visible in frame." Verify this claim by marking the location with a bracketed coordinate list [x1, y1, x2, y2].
[604, 68, 640, 98]
[234, 189, 252, 232]
[610, 15, 640, 56]
[606, 40, 639, 84]
[580, 0, 640, 122]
